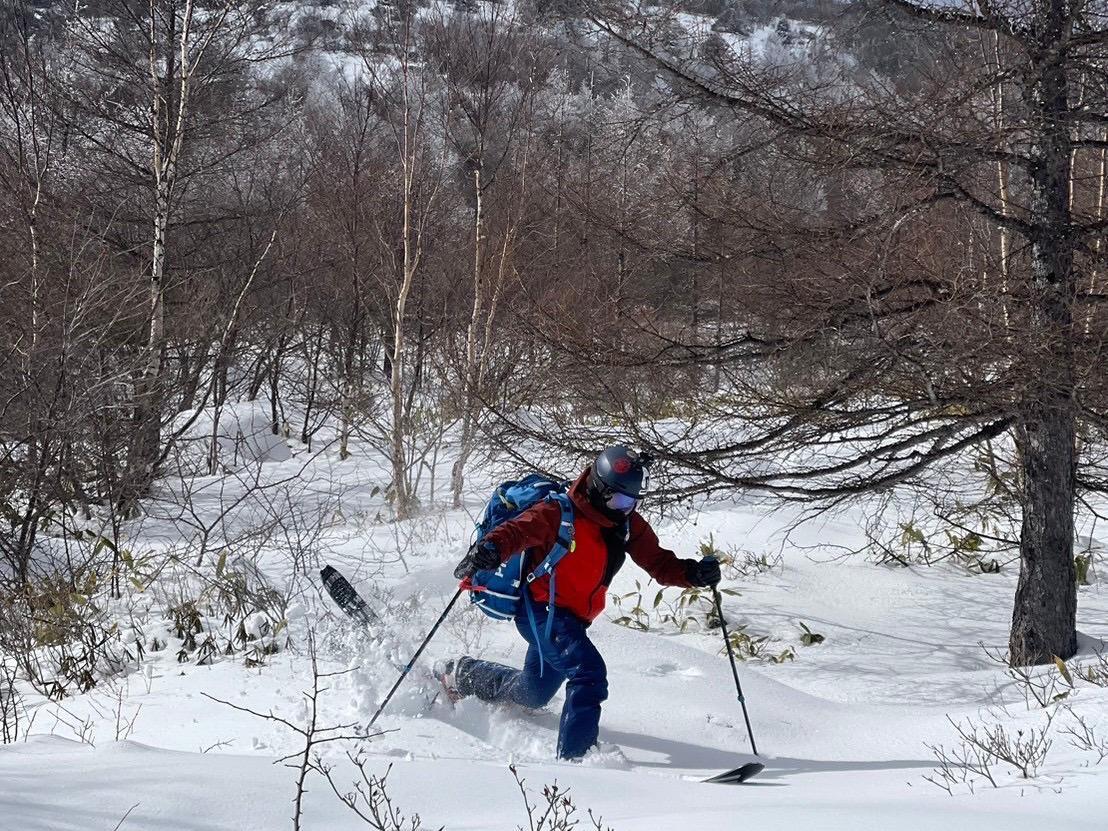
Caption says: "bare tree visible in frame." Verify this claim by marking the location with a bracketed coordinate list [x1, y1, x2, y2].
[423, 6, 549, 506]
[337, 7, 450, 517]
[62, 0, 300, 507]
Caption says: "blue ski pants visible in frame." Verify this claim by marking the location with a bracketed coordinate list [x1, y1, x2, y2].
[456, 604, 608, 760]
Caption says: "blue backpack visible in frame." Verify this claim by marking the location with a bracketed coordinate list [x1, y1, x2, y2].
[464, 474, 575, 672]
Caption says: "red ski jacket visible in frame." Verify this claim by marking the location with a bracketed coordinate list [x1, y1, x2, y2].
[483, 468, 695, 623]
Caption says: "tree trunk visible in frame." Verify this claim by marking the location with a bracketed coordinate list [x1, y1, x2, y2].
[339, 294, 361, 462]
[452, 168, 484, 508]
[126, 188, 169, 505]
[1086, 136, 1107, 334]
[390, 67, 419, 519]
[1012, 398, 1078, 665]
[987, 30, 1013, 328]
[301, 325, 324, 449]
[125, 0, 193, 509]
[1009, 8, 1078, 666]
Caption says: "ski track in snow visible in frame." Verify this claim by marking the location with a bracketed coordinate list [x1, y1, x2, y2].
[3, 425, 1108, 829]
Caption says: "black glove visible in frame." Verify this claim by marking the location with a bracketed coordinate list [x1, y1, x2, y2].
[688, 556, 722, 588]
[453, 540, 500, 579]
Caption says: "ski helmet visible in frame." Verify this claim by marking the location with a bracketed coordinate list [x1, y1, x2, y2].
[588, 446, 654, 499]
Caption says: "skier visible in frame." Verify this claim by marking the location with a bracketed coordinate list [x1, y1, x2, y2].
[439, 446, 722, 761]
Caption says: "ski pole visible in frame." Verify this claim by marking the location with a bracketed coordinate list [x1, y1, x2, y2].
[712, 583, 759, 756]
[368, 586, 464, 727]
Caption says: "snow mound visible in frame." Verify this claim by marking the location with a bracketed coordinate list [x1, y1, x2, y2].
[170, 402, 291, 473]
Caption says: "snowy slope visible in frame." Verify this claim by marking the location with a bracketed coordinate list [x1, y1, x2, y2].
[4, 734, 1106, 831]
[3, 428, 1108, 829]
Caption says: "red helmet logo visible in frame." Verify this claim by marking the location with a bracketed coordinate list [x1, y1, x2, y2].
[612, 458, 632, 475]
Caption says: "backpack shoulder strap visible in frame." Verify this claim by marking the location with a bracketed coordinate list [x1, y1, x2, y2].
[525, 492, 575, 583]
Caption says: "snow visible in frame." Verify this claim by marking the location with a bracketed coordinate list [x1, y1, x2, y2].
[3, 730, 1105, 830]
[172, 402, 292, 473]
[3, 428, 1108, 829]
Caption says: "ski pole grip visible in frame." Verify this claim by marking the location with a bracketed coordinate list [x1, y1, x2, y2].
[453, 554, 475, 580]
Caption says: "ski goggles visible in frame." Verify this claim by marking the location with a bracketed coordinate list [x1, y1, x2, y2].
[606, 491, 640, 514]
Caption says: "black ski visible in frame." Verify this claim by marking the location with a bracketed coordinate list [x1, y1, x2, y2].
[321, 564, 446, 709]
[321, 565, 378, 627]
[703, 762, 764, 785]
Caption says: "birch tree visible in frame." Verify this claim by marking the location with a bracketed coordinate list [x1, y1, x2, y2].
[63, 0, 295, 509]
[424, 7, 548, 506]
[357, 6, 447, 518]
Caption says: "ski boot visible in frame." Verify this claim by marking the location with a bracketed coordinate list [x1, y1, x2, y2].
[432, 657, 469, 705]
